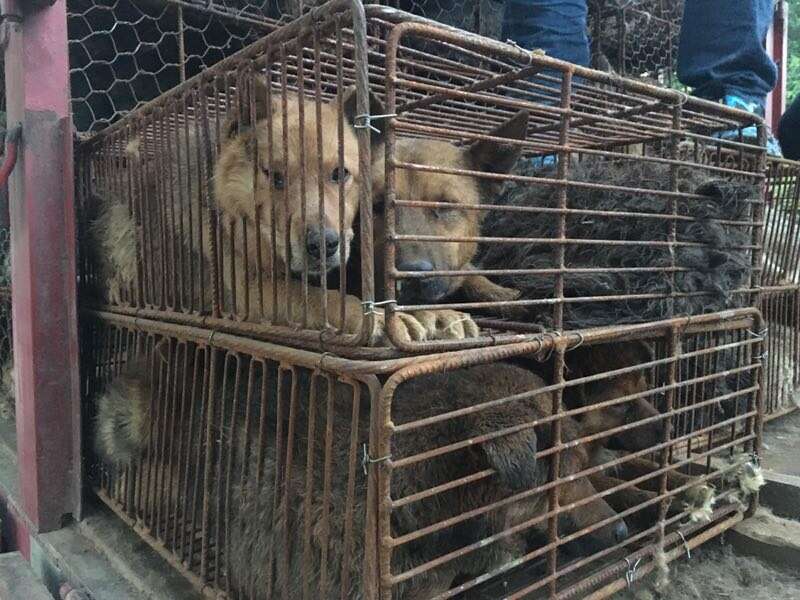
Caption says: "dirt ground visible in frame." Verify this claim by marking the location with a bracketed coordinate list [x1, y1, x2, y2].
[613, 412, 800, 599]
[614, 541, 800, 599]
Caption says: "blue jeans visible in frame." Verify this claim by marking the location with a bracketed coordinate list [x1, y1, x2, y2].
[502, 0, 778, 111]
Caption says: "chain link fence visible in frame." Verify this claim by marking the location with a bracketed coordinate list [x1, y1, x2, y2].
[588, 0, 683, 83]
[67, 0, 695, 135]
[0, 228, 13, 422]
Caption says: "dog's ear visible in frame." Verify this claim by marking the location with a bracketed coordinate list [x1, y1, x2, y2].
[481, 429, 538, 491]
[468, 110, 529, 174]
[223, 77, 273, 141]
[340, 85, 386, 148]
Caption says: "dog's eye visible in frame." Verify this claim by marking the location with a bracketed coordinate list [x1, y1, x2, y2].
[263, 169, 285, 190]
[433, 205, 458, 219]
[331, 167, 350, 183]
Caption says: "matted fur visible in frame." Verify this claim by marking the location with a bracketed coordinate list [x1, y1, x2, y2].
[227, 363, 624, 599]
[477, 157, 756, 329]
[93, 356, 153, 466]
[87, 197, 138, 305]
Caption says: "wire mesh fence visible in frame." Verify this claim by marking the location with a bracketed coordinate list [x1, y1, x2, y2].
[67, 0, 509, 135]
[0, 228, 12, 422]
[588, 0, 683, 83]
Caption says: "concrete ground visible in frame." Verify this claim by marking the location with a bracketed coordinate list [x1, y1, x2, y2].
[761, 410, 800, 477]
[614, 411, 800, 599]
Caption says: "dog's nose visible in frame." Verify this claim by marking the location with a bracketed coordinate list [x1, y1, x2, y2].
[398, 259, 434, 274]
[612, 520, 629, 544]
[306, 227, 339, 259]
[397, 260, 450, 303]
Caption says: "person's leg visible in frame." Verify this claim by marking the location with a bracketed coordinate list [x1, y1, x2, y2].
[678, 0, 777, 107]
[678, 0, 780, 153]
[502, 0, 590, 67]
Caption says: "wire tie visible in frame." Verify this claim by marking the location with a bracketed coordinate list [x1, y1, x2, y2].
[677, 531, 691, 559]
[318, 351, 333, 371]
[354, 113, 397, 135]
[624, 557, 642, 587]
[566, 331, 585, 352]
[362, 444, 391, 475]
[362, 299, 396, 316]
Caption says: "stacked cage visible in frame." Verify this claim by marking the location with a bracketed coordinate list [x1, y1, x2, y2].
[761, 157, 800, 419]
[74, 1, 769, 598]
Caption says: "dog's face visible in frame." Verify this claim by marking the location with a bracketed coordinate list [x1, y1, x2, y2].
[517, 443, 628, 557]
[569, 342, 665, 452]
[558, 473, 629, 556]
[214, 82, 384, 277]
[372, 111, 528, 304]
[581, 373, 665, 452]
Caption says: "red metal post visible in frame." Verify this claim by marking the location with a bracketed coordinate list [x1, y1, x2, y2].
[766, 1, 788, 133]
[3, 0, 81, 532]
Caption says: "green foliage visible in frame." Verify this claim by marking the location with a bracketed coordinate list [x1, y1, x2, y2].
[789, 0, 800, 103]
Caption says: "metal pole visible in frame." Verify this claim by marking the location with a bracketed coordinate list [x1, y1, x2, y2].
[766, 1, 788, 132]
[3, 0, 81, 532]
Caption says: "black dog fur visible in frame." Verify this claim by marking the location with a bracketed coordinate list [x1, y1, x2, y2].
[477, 156, 757, 329]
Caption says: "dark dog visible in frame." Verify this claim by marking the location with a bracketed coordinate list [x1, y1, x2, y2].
[476, 156, 755, 329]
[93, 350, 628, 599]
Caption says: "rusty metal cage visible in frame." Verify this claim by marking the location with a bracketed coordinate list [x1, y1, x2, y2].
[759, 157, 800, 419]
[87, 307, 763, 599]
[76, 2, 766, 358]
[64, 3, 780, 598]
[587, 0, 683, 84]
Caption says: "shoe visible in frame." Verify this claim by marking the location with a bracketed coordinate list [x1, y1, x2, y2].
[716, 95, 782, 157]
[526, 154, 557, 169]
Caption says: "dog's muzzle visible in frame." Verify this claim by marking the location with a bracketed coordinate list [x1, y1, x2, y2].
[396, 259, 450, 304]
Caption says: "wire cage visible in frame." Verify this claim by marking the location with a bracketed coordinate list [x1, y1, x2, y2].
[59, 1, 776, 598]
[587, 0, 684, 84]
[759, 157, 800, 419]
[87, 307, 763, 599]
[76, 1, 766, 359]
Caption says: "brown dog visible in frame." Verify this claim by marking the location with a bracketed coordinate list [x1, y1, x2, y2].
[370, 112, 528, 311]
[226, 362, 628, 599]
[86, 81, 479, 345]
[557, 341, 714, 526]
[93, 350, 627, 599]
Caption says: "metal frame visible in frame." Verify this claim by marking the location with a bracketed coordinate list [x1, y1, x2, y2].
[766, 0, 788, 134]
[2, 0, 82, 536]
[0, 1, 791, 597]
[87, 307, 763, 599]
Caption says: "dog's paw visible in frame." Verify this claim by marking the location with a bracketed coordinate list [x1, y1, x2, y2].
[392, 311, 429, 343]
[411, 309, 480, 340]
